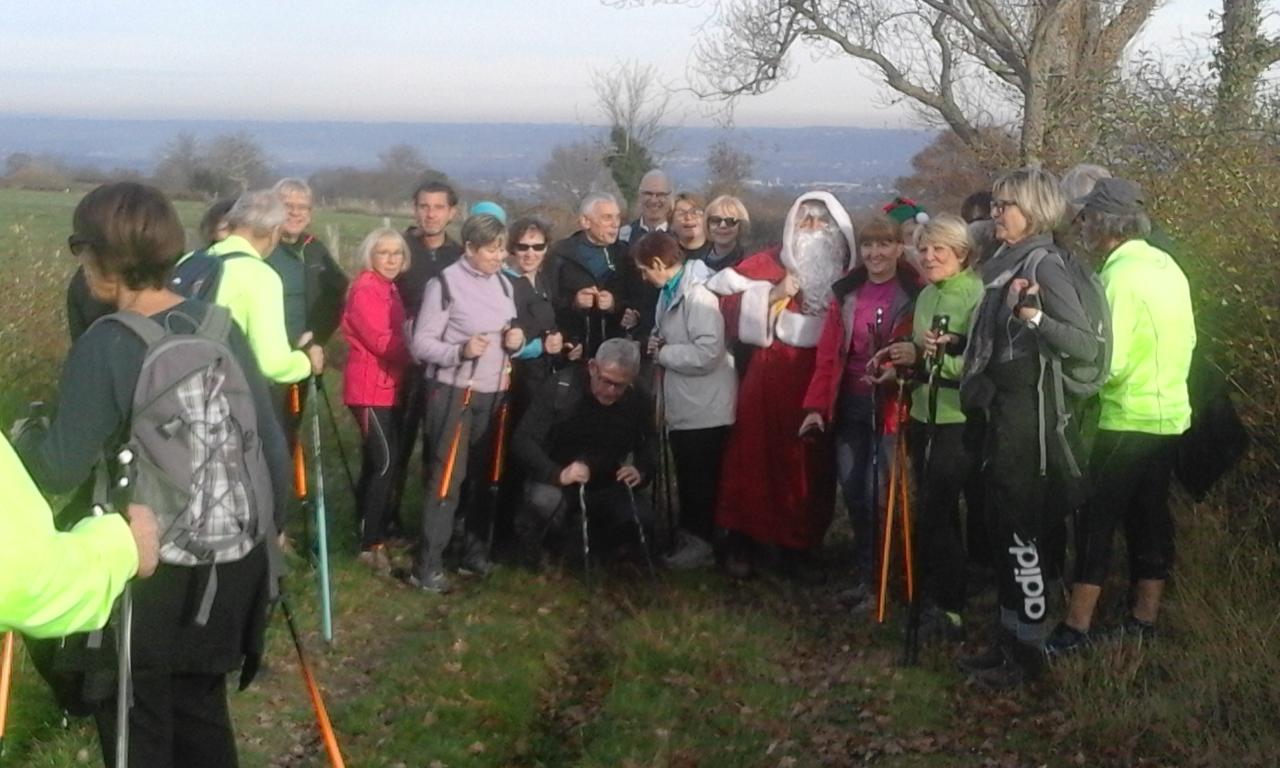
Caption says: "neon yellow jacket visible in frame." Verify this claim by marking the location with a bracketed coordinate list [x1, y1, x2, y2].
[208, 235, 312, 383]
[1099, 239, 1195, 435]
[0, 435, 136, 637]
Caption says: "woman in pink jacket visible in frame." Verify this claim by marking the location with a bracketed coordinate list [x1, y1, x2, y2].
[342, 227, 412, 572]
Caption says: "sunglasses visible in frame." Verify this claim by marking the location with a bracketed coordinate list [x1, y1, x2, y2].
[68, 233, 96, 256]
[708, 216, 740, 228]
[513, 242, 548, 253]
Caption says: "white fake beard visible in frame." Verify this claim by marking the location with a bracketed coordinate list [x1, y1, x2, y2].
[790, 227, 846, 315]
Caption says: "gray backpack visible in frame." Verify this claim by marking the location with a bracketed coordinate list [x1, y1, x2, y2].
[100, 306, 274, 624]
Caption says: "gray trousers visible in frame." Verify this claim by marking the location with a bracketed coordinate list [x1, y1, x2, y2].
[414, 382, 499, 578]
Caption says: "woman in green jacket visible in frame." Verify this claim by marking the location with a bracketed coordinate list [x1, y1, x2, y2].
[869, 214, 983, 640]
[0, 435, 157, 637]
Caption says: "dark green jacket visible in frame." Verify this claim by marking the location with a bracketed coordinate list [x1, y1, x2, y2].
[266, 233, 349, 345]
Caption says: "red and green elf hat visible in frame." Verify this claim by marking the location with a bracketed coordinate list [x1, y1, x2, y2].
[883, 196, 929, 225]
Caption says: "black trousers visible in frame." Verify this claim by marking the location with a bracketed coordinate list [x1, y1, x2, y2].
[909, 420, 971, 614]
[1075, 430, 1178, 585]
[351, 405, 403, 549]
[413, 382, 499, 578]
[95, 672, 237, 768]
[388, 367, 429, 533]
[668, 426, 730, 541]
[518, 481, 654, 558]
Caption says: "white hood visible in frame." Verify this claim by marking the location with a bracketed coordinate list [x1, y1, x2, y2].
[780, 190, 859, 275]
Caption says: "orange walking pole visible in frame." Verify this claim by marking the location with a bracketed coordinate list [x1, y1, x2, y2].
[437, 385, 474, 501]
[0, 631, 15, 758]
[290, 384, 307, 498]
[898, 411, 916, 603]
[877, 432, 900, 624]
[280, 598, 345, 768]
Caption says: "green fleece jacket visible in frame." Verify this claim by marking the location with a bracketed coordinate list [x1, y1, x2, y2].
[910, 269, 984, 425]
[0, 435, 136, 637]
[209, 235, 312, 384]
[1098, 238, 1195, 434]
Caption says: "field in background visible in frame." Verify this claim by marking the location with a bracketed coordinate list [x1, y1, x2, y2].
[1, 188, 1275, 767]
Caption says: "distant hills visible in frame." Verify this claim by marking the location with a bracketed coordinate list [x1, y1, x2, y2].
[0, 115, 933, 197]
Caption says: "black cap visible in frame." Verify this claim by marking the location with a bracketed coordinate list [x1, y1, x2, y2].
[1073, 177, 1147, 215]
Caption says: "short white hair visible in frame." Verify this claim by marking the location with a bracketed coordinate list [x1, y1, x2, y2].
[357, 227, 410, 273]
[1060, 164, 1111, 205]
[595, 338, 641, 375]
[226, 190, 285, 237]
[579, 192, 619, 218]
[638, 169, 670, 191]
[272, 177, 312, 199]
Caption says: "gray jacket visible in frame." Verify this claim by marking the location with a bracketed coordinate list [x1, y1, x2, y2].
[654, 259, 738, 431]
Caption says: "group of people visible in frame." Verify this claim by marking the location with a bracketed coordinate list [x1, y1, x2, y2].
[0, 158, 1198, 764]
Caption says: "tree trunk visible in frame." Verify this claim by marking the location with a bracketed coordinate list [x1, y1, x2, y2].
[1214, 0, 1278, 130]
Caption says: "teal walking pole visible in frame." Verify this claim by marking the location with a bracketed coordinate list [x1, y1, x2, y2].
[308, 376, 335, 643]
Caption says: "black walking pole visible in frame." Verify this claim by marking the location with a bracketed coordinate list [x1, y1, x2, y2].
[903, 315, 949, 666]
[578, 483, 591, 587]
[315, 374, 359, 500]
[625, 484, 657, 578]
[864, 307, 885, 613]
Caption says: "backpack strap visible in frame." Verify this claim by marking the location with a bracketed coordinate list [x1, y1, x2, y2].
[196, 304, 234, 344]
[100, 310, 168, 348]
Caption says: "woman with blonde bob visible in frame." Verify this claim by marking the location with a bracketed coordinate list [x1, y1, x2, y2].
[341, 227, 413, 572]
[957, 168, 1101, 688]
[870, 214, 983, 640]
[703, 195, 751, 272]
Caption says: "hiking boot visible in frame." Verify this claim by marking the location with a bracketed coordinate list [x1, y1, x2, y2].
[918, 606, 966, 643]
[1101, 616, 1158, 643]
[663, 531, 714, 571]
[457, 555, 494, 578]
[1044, 622, 1092, 659]
[971, 656, 1028, 691]
[407, 570, 452, 595]
[357, 545, 392, 576]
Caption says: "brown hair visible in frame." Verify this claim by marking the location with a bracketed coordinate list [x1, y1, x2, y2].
[72, 182, 186, 291]
[858, 213, 903, 245]
[632, 232, 684, 270]
[669, 192, 707, 225]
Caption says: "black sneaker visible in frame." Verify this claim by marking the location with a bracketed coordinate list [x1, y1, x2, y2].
[457, 556, 494, 578]
[407, 571, 452, 594]
[957, 642, 1006, 674]
[1102, 616, 1158, 643]
[1044, 622, 1091, 659]
[971, 656, 1027, 691]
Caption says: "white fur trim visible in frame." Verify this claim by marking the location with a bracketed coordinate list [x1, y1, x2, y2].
[775, 309, 824, 348]
[738, 280, 776, 347]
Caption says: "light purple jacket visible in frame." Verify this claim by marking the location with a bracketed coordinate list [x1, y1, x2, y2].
[411, 258, 517, 393]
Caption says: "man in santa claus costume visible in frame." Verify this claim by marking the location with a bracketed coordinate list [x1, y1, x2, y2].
[704, 192, 857, 578]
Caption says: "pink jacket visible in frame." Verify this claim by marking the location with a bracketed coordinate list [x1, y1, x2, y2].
[342, 271, 411, 407]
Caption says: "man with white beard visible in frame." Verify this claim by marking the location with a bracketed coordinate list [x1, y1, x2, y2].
[705, 192, 857, 579]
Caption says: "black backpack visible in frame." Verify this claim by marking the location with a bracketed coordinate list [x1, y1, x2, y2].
[170, 249, 252, 301]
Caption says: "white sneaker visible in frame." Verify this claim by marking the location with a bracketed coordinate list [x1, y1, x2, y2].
[663, 531, 714, 570]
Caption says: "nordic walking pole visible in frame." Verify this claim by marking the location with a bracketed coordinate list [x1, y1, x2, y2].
[904, 315, 949, 666]
[316, 376, 358, 501]
[898, 384, 915, 605]
[438, 359, 479, 502]
[625, 484, 657, 577]
[115, 585, 134, 768]
[579, 483, 591, 587]
[0, 632, 14, 758]
[485, 350, 513, 551]
[290, 384, 312, 552]
[308, 376, 335, 644]
[280, 597, 346, 768]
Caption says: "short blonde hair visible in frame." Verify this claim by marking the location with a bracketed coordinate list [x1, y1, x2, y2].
[357, 227, 410, 274]
[917, 214, 973, 265]
[992, 167, 1067, 237]
[706, 194, 751, 238]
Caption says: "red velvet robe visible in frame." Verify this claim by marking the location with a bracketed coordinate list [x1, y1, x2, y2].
[715, 247, 836, 551]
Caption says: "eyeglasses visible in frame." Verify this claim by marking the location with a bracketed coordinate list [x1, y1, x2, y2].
[513, 242, 548, 253]
[641, 190, 671, 198]
[708, 216, 740, 228]
[674, 207, 704, 220]
[595, 374, 631, 391]
[285, 203, 312, 214]
[991, 199, 1018, 214]
[67, 234, 96, 256]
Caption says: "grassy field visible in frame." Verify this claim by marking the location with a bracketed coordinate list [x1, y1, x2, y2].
[1, 187, 1275, 767]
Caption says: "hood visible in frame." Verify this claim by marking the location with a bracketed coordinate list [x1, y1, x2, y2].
[780, 191, 858, 275]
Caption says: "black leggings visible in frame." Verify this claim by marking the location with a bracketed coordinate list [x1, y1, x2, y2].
[908, 420, 971, 614]
[95, 672, 237, 768]
[668, 426, 730, 541]
[1074, 430, 1178, 585]
[351, 405, 403, 549]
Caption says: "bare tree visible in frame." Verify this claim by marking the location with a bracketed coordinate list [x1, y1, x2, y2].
[537, 142, 618, 212]
[706, 138, 756, 196]
[378, 143, 429, 175]
[152, 132, 202, 193]
[1214, 0, 1280, 130]
[204, 132, 271, 194]
[592, 61, 676, 207]
[612, 0, 1159, 167]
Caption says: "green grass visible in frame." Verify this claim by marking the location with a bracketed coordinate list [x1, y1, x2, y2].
[3, 186, 1276, 767]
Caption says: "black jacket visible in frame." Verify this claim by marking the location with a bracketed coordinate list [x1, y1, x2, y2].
[512, 365, 657, 489]
[65, 265, 114, 341]
[266, 233, 349, 345]
[397, 229, 462, 323]
[546, 231, 644, 354]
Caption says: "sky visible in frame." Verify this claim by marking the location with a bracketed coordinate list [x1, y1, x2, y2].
[0, 0, 1230, 128]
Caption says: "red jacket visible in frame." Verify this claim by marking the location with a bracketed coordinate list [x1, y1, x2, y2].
[342, 270, 411, 407]
[802, 263, 921, 433]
